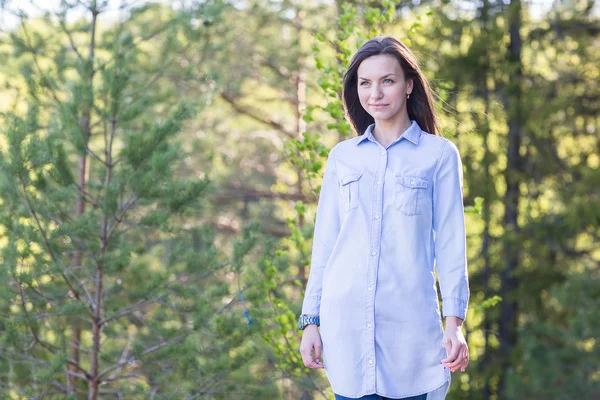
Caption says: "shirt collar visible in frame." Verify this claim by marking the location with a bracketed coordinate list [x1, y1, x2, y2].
[355, 120, 422, 146]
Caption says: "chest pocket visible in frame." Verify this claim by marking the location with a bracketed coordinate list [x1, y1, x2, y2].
[395, 175, 428, 216]
[339, 172, 362, 213]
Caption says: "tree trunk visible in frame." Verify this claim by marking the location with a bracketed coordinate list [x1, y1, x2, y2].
[499, 0, 523, 397]
[81, 3, 100, 399]
[478, 1, 494, 398]
[295, 8, 308, 288]
[66, 157, 88, 394]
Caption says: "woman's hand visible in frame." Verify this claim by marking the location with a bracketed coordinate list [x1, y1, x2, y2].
[299, 325, 324, 369]
[441, 317, 469, 373]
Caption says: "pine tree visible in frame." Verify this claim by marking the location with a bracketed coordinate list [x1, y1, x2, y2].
[0, 1, 273, 398]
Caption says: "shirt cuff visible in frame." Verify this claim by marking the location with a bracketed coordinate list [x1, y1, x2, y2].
[442, 297, 468, 321]
[301, 295, 321, 317]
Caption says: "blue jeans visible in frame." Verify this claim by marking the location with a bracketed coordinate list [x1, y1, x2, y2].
[334, 394, 427, 400]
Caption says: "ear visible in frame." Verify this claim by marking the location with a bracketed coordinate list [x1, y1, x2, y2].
[407, 79, 414, 95]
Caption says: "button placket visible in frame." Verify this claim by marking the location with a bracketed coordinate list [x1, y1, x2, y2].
[365, 145, 386, 392]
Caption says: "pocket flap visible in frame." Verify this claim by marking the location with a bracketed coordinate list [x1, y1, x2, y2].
[396, 175, 428, 189]
[340, 173, 363, 186]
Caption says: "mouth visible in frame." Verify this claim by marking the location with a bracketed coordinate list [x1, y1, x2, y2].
[370, 104, 388, 109]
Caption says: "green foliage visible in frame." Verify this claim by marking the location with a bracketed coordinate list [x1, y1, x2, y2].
[1, 1, 598, 399]
[464, 196, 484, 214]
[0, 2, 274, 398]
[258, 2, 409, 398]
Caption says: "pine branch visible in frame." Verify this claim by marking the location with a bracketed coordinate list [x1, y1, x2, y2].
[18, 286, 59, 354]
[50, 380, 68, 395]
[17, 174, 57, 263]
[213, 185, 308, 202]
[128, 41, 194, 100]
[99, 294, 166, 326]
[86, 145, 108, 166]
[254, 53, 292, 80]
[17, 173, 94, 317]
[106, 340, 132, 381]
[211, 217, 289, 237]
[19, 23, 63, 106]
[72, 182, 101, 208]
[65, 369, 88, 381]
[220, 91, 296, 138]
[65, 266, 96, 310]
[99, 373, 144, 384]
[0, 350, 52, 367]
[58, 16, 84, 63]
[15, 286, 92, 380]
[0, 380, 40, 399]
[95, 23, 174, 72]
[110, 222, 140, 239]
[99, 261, 232, 328]
[97, 332, 188, 382]
[105, 195, 140, 244]
[98, 279, 255, 385]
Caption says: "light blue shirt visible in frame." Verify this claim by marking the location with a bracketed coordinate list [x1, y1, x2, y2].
[301, 120, 469, 398]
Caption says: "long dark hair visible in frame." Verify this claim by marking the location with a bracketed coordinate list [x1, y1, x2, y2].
[342, 36, 438, 136]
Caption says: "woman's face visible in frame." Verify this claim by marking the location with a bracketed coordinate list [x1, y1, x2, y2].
[357, 54, 413, 123]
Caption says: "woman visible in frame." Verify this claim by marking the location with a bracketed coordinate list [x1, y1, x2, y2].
[297, 36, 470, 400]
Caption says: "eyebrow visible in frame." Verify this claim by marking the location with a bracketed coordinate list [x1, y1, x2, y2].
[358, 73, 397, 81]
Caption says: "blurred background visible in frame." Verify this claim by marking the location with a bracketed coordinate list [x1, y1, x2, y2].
[0, 0, 598, 399]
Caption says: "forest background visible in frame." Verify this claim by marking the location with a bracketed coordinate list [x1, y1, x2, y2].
[0, 0, 598, 399]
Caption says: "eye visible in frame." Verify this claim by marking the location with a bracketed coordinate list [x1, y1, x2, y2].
[359, 81, 370, 87]
[383, 78, 394, 84]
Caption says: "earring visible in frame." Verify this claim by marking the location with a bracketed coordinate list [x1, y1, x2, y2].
[407, 93, 410, 99]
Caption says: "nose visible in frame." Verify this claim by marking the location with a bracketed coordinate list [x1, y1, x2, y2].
[370, 84, 383, 100]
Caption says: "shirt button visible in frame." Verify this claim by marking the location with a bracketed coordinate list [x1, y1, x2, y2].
[367, 323, 372, 328]
[376, 180, 381, 185]
[374, 214, 379, 219]
[367, 286, 373, 291]
[368, 359, 373, 365]
[410, 180, 415, 185]
[371, 251, 377, 256]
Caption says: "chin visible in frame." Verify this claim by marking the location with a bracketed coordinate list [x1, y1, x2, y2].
[372, 113, 396, 121]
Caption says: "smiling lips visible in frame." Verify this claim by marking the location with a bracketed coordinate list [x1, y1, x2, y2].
[370, 104, 388, 109]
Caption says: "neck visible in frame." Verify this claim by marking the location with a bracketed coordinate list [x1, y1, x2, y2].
[372, 112, 412, 147]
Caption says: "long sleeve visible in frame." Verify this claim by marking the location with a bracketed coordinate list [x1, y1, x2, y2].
[432, 140, 470, 320]
[301, 147, 341, 316]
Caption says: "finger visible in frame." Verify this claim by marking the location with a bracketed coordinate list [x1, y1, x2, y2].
[457, 355, 469, 372]
[460, 359, 469, 372]
[441, 338, 460, 363]
[314, 343, 322, 362]
[306, 361, 323, 369]
[443, 343, 466, 368]
[441, 340, 461, 363]
[300, 345, 324, 369]
[301, 353, 322, 369]
[300, 347, 315, 368]
[447, 351, 465, 369]
[306, 362, 321, 369]
[461, 349, 470, 372]
[449, 356, 468, 373]
[447, 350, 465, 368]
[313, 344, 324, 369]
